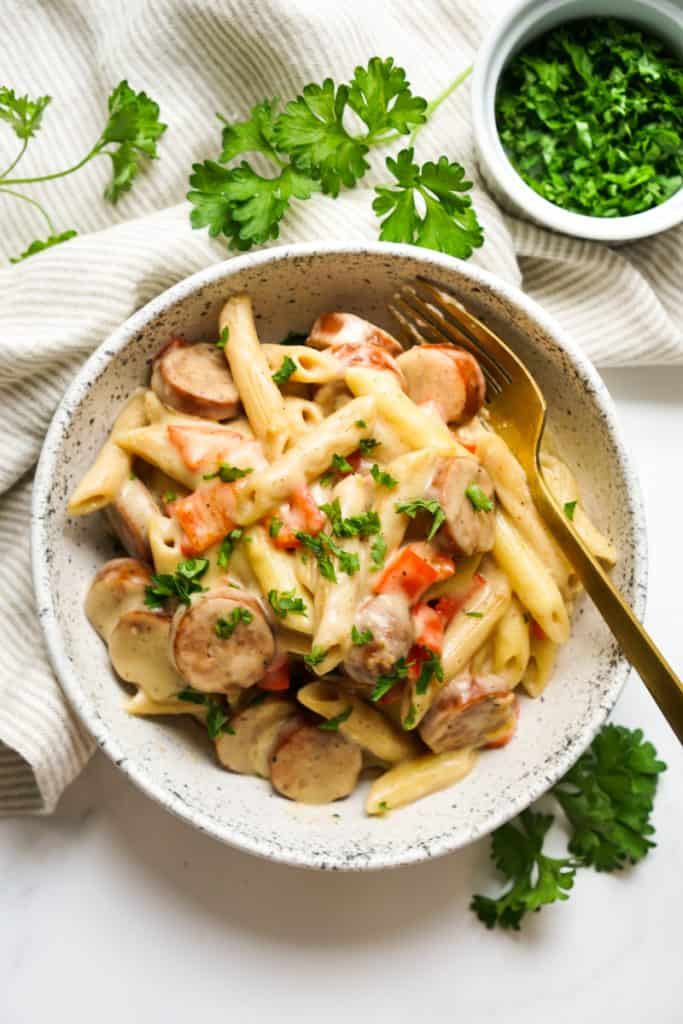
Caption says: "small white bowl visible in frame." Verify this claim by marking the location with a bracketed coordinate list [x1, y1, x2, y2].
[472, 0, 683, 243]
[32, 243, 646, 870]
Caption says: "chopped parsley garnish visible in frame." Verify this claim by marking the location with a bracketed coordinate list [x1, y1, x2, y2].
[395, 497, 446, 540]
[214, 606, 253, 638]
[296, 529, 360, 580]
[359, 437, 380, 455]
[415, 651, 444, 695]
[370, 463, 397, 489]
[355, 419, 368, 428]
[319, 498, 380, 538]
[564, 500, 577, 521]
[303, 646, 327, 669]
[371, 533, 387, 570]
[268, 588, 307, 618]
[269, 517, 283, 538]
[465, 484, 494, 512]
[144, 558, 209, 607]
[319, 706, 353, 731]
[495, 19, 683, 218]
[162, 490, 177, 503]
[217, 528, 243, 567]
[202, 463, 253, 482]
[272, 354, 298, 386]
[377, 800, 390, 814]
[465, 610, 484, 618]
[370, 656, 411, 701]
[178, 688, 234, 739]
[332, 453, 354, 474]
[402, 703, 417, 730]
[351, 625, 373, 646]
[216, 326, 229, 349]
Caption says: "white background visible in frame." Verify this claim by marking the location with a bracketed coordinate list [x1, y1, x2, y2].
[2, 365, 682, 1023]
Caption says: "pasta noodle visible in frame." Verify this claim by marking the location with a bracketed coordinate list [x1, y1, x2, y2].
[75, 297, 617, 816]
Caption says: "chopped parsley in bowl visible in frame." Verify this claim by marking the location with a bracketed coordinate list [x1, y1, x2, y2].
[495, 18, 682, 219]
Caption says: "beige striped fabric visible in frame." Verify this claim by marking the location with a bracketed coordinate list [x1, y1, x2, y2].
[1, 0, 681, 814]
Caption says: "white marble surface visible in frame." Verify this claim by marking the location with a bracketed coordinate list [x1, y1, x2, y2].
[2, 366, 682, 1024]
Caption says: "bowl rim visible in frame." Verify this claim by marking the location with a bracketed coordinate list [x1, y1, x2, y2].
[471, 0, 683, 243]
[31, 240, 648, 870]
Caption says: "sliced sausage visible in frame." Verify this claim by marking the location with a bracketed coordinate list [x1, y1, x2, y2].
[431, 456, 495, 556]
[397, 344, 486, 424]
[344, 594, 415, 692]
[85, 557, 152, 642]
[171, 588, 275, 693]
[109, 609, 184, 702]
[214, 696, 299, 776]
[307, 312, 403, 356]
[330, 341, 405, 389]
[270, 724, 362, 804]
[151, 339, 240, 420]
[420, 675, 517, 753]
[106, 476, 159, 562]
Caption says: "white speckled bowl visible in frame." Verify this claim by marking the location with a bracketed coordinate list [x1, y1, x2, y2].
[32, 243, 646, 870]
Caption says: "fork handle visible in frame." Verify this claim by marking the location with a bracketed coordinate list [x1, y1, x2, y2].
[533, 475, 683, 744]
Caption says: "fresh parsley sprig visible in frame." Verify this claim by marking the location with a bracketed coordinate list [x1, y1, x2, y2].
[178, 688, 234, 739]
[471, 725, 666, 930]
[1, 81, 166, 263]
[187, 58, 483, 260]
[144, 558, 209, 608]
[395, 497, 446, 541]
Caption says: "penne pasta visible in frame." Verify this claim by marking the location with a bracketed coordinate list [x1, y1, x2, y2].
[68, 389, 148, 515]
[297, 681, 420, 764]
[245, 524, 314, 634]
[78, 299, 617, 817]
[493, 509, 570, 645]
[493, 596, 531, 689]
[366, 748, 476, 815]
[233, 396, 376, 523]
[219, 294, 289, 458]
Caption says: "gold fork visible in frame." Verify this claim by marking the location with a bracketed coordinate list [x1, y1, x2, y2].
[390, 278, 683, 743]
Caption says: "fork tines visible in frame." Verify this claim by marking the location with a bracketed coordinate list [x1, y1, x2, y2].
[389, 279, 513, 398]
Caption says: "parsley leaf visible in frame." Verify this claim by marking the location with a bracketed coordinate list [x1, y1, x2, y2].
[304, 646, 327, 669]
[465, 610, 484, 618]
[272, 355, 298, 386]
[471, 810, 576, 931]
[296, 531, 337, 582]
[217, 528, 243, 567]
[269, 518, 283, 538]
[395, 496, 446, 540]
[373, 147, 484, 259]
[359, 437, 380, 455]
[9, 230, 77, 264]
[178, 688, 235, 739]
[370, 463, 398, 489]
[347, 57, 427, 138]
[564, 500, 577, 521]
[332, 453, 354, 474]
[370, 656, 411, 701]
[100, 81, 167, 202]
[415, 651, 443, 695]
[355, 419, 367, 428]
[214, 606, 253, 638]
[0, 87, 51, 140]
[216, 326, 229, 349]
[319, 706, 353, 731]
[371, 533, 387, 570]
[268, 588, 307, 619]
[465, 484, 494, 512]
[352, 625, 373, 645]
[188, 159, 320, 251]
[279, 330, 308, 346]
[202, 463, 253, 482]
[320, 498, 380, 539]
[144, 558, 209, 607]
[553, 724, 666, 871]
[218, 98, 280, 163]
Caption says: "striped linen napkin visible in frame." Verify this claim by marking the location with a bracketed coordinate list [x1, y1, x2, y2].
[1, 0, 681, 814]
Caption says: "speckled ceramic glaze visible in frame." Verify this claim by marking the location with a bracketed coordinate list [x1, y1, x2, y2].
[32, 243, 647, 871]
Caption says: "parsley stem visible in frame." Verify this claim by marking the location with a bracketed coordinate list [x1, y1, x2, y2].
[423, 64, 473, 122]
[0, 139, 28, 180]
[0, 188, 55, 232]
[1, 143, 103, 186]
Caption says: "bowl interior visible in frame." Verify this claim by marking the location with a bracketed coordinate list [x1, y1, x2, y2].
[33, 244, 645, 869]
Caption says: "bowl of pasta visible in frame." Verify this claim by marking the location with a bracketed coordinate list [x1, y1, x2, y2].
[32, 242, 645, 870]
